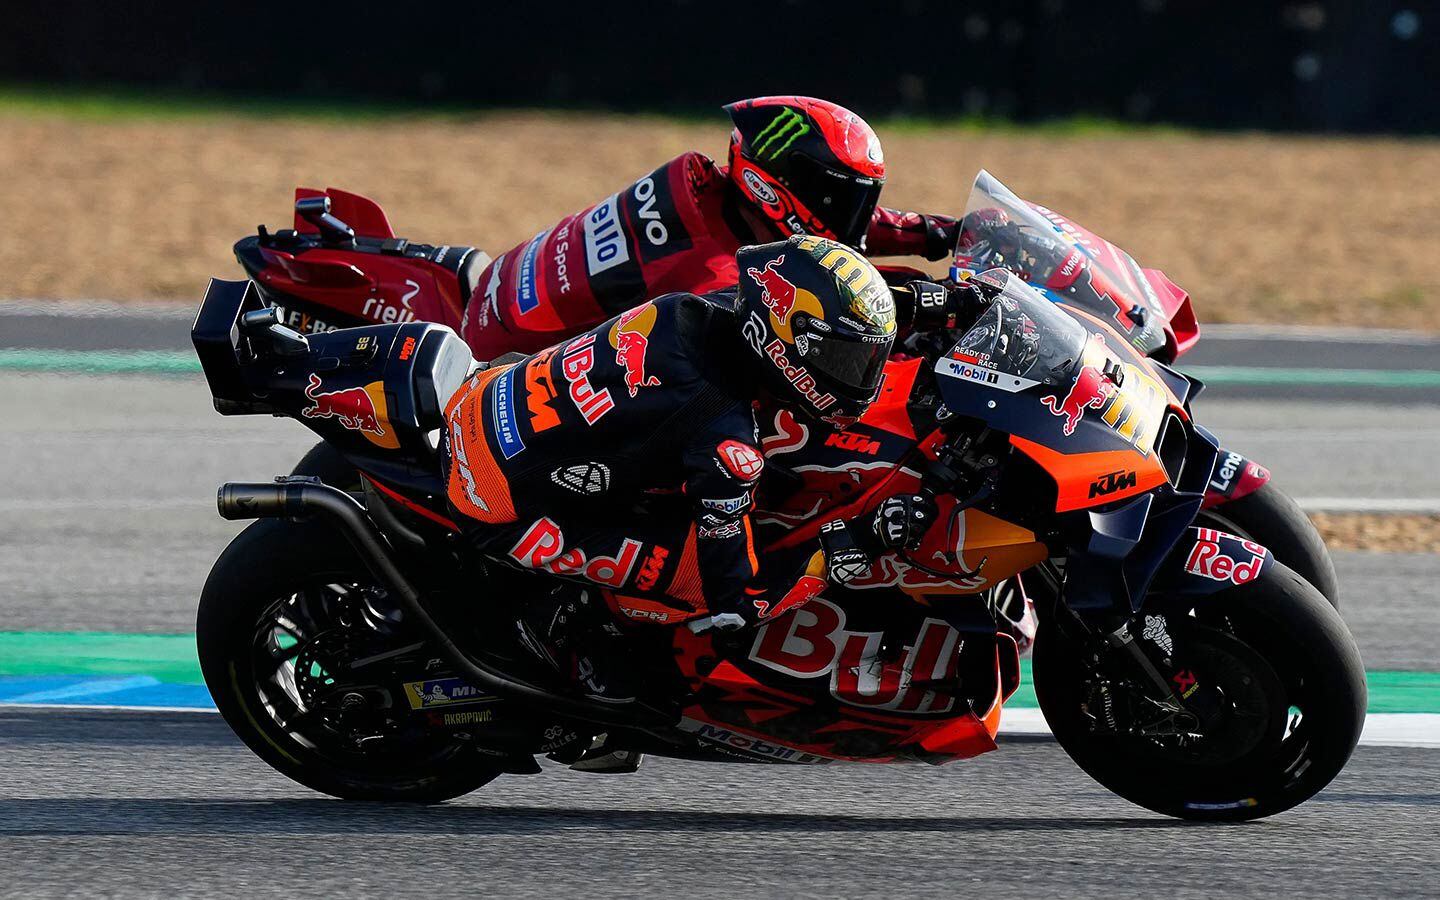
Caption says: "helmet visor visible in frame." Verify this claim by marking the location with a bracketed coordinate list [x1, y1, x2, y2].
[796, 328, 890, 398]
[784, 153, 884, 247]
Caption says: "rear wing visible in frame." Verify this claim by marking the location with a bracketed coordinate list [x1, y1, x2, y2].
[191, 278, 279, 414]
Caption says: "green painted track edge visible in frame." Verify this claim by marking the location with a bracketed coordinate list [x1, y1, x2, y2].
[3, 631, 1438, 713]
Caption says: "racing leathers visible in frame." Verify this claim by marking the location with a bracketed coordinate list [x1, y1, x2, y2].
[460, 152, 958, 362]
[444, 289, 875, 631]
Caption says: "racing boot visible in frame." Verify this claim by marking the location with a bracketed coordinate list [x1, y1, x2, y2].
[566, 594, 639, 705]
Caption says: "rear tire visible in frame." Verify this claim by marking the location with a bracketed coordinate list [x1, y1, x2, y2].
[1200, 481, 1339, 607]
[1033, 562, 1365, 821]
[198, 518, 501, 802]
[291, 441, 359, 489]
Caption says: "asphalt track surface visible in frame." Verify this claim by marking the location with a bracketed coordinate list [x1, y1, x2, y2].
[0, 708, 1435, 900]
[3, 305, 1439, 897]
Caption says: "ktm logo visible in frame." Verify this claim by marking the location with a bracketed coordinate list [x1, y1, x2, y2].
[824, 431, 880, 456]
[1088, 469, 1138, 498]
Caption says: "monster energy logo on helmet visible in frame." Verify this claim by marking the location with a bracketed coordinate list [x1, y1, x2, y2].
[751, 108, 810, 161]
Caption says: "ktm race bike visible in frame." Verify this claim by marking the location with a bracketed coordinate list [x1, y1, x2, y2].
[190, 271, 1363, 820]
[226, 181, 1339, 619]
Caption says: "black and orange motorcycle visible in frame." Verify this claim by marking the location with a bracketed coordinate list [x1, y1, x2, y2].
[228, 176, 1340, 641]
[191, 270, 1363, 821]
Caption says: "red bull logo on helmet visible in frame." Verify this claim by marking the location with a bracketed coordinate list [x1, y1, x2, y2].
[747, 256, 799, 324]
[608, 303, 662, 398]
[301, 374, 399, 449]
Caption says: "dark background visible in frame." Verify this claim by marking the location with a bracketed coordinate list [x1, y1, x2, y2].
[2, 0, 1434, 133]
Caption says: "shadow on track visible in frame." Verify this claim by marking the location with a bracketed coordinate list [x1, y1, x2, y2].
[1, 798, 1193, 836]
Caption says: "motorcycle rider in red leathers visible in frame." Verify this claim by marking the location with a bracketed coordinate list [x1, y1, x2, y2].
[445, 237, 974, 702]
[461, 96, 960, 363]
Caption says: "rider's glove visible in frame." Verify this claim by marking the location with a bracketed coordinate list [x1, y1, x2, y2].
[898, 280, 991, 333]
[940, 279, 997, 331]
[902, 280, 951, 331]
[923, 214, 962, 261]
[867, 493, 939, 554]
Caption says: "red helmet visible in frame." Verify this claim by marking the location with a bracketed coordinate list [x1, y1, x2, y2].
[725, 96, 886, 249]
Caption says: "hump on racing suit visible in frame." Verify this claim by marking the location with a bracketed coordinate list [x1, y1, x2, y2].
[461, 152, 956, 362]
[446, 290, 829, 626]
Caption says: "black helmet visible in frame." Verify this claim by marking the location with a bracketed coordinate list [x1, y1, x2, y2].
[736, 236, 896, 430]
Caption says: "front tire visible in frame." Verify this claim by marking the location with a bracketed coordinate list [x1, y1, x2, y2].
[1201, 481, 1339, 607]
[1033, 562, 1365, 821]
[198, 518, 501, 802]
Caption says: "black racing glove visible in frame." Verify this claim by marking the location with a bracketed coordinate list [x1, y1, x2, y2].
[867, 493, 939, 554]
[896, 279, 991, 333]
[923, 214, 962, 261]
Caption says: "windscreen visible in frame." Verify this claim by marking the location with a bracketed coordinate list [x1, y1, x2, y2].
[950, 170, 1168, 355]
[946, 269, 1089, 388]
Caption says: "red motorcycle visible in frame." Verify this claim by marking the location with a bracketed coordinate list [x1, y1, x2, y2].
[230, 181, 1337, 622]
[192, 274, 1363, 820]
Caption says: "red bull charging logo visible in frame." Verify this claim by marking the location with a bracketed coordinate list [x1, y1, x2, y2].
[1039, 334, 1116, 436]
[747, 256, 798, 324]
[609, 303, 662, 398]
[302, 373, 385, 435]
[300, 373, 400, 449]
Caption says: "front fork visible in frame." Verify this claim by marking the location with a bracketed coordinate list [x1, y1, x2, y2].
[1053, 524, 1275, 736]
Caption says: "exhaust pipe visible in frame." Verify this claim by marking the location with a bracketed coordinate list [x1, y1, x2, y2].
[219, 480, 673, 729]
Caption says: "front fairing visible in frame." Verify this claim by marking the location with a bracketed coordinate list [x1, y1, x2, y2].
[949, 171, 1186, 360]
[936, 271, 1178, 508]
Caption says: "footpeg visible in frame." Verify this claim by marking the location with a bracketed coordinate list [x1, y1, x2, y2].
[569, 749, 644, 774]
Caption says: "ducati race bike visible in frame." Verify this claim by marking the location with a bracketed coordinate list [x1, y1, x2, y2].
[191, 270, 1363, 820]
[226, 176, 1339, 627]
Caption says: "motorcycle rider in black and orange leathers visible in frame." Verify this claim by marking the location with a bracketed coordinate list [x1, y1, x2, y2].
[444, 237, 980, 701]
[461, 96, 961, 365]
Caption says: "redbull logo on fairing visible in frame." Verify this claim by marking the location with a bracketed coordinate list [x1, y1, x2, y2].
[1039, 331, 1167, 451]
[1040, 333, 1116, 436]
[1041, 361, 1114, 436]
[302, 373, 383, 434]
[609, 303, 662, 397]
[301, 373, 401, 450]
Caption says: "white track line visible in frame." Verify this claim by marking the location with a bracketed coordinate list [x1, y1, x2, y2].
[1, 298, 193, 319]
[1296, 497, 1440, 514]
[1202, 324, 1440, 345]
[1001, 708, 1440, 749]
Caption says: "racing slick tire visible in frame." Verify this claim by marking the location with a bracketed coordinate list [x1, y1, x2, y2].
[291, 440, 360, 489]
[1032, 561, 1365, 821]
[1198, 481, 1339, 608]
[198, 517, 501, 803]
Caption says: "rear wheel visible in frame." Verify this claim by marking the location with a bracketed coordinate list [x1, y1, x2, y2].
[1033, 562, 1365, 821]
[197, 518, 501, 802]
[291, 441, 360, 489]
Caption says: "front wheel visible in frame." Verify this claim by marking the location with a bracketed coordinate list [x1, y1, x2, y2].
[1033, 562, 1365, 821]
[197, 517, 502, 802]
[1200, 481, 1339, 608]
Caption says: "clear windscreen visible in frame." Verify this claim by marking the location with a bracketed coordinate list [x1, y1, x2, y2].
[949, 170, 1169, 355]
[949, 269, 1089, 384]
[951, 172, 1080, 284]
